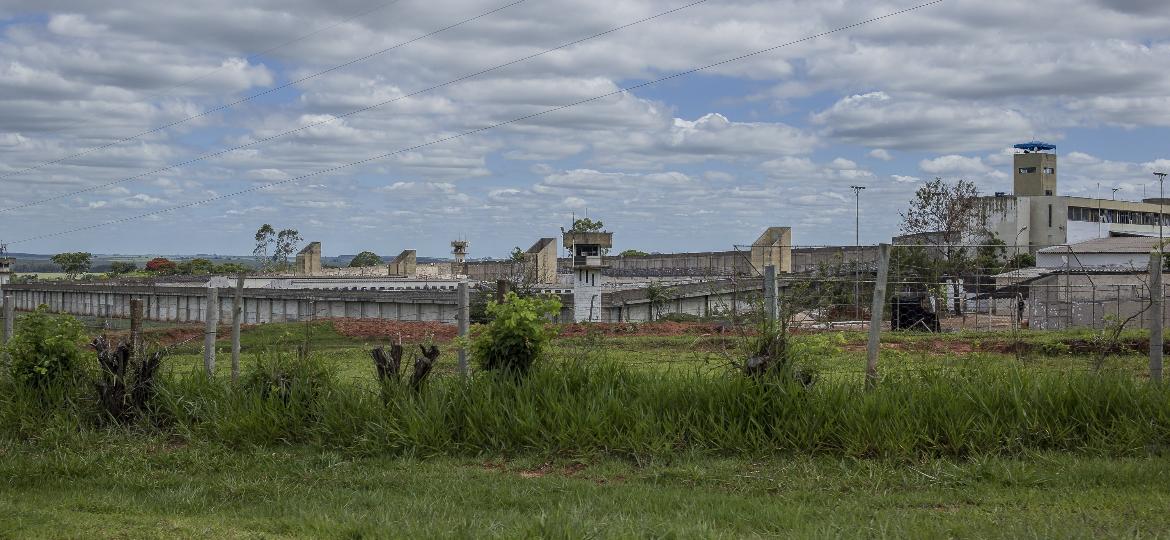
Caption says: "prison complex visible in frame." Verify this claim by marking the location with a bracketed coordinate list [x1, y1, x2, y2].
[2, 141, 1165, 330]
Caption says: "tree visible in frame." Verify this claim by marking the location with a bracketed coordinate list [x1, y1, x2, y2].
[974, 234, 1008, 276]
[253, 224, 275, 269]
[620, 249, 649, 257]
[274, 228, 302, 269]
[508, 247, 526, 262]
[50, 252, 92, 279]
[645, 280, 673, 321]
[349, 251, 382, 267]
[1009, 252, 1036, 269]
[145, 257, 177, 273]
[108, 261, 137, 275]
[213, 262, 250, 275]
[899, 177, 983, 314]
[569, 217, 604, 233]
[177, 258, 214, 275]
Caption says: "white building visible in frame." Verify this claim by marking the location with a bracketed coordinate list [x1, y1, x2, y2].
[1035, 236, 1165, 271]
[976, 142, 1170, 253]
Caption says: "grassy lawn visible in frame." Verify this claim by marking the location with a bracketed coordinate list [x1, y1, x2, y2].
[4, 319, 1168, 537]
[2, 437, 1169, 538]
[150, 321, 1153, 384]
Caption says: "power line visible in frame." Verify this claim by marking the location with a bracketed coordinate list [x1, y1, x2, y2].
[0, 0, 526, 182]
[9, 0, 945, 246]
[0, 0, 711, 213]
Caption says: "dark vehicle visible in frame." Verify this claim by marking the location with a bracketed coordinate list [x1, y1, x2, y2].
[890, 294, 941, 332]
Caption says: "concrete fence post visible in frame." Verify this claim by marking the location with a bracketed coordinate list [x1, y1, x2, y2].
[2, 295, 12, 345]
[231, 275, 244, 384]
[457, 281, 470, 377]
[865, 243, 891, 390]
[763, 265, 778, 323]
[204, 287, 218, 380]
[129, 298, 143, 364]
[1150, 250, 1163, 383]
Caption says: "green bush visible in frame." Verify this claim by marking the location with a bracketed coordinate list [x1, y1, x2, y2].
[4, 306, 87, 389]
[240, 348, 334, 406]
[471, 292, 561, 376]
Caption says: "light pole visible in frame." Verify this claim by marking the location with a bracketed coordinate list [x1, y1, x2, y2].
[850, 185, 866, 321]
[1112, 187, 1120, 200]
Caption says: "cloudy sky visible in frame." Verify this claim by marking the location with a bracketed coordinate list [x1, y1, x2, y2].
[1, 0, 1169, 257]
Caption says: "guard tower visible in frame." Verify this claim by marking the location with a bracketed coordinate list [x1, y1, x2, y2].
[294, 242, 322, 276]
[450, 240, 468, 276]
[1013, 141, 1057, 197]
[0, 242, 12, 287]
[563, 230, 612, 322]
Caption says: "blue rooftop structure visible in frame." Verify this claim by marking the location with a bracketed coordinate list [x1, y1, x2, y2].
[1013, 141, 1056, 153]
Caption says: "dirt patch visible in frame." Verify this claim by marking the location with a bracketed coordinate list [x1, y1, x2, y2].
[148, 326, 205, 346]
[517, 461, 588, 479]
[331, 319, 457, 342]
[558, 321, 730, 337]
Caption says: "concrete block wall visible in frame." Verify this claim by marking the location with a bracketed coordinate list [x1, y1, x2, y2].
[3, 283, 458, 325]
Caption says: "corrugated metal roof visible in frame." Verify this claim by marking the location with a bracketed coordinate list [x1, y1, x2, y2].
[1037, 236, 1168, 254]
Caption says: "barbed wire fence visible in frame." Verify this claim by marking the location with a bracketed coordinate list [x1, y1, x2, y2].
[2, 240, 1166, 385]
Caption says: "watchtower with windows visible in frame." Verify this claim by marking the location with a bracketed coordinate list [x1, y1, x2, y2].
[1013, 141, 1057, 197]
[450, 240, 468, 276]
[0, 243, 12, 287]
[563, 230, 612, 322]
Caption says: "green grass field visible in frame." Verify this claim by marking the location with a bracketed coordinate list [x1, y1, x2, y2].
[3, 320, 1170, 537]
[3, 438, 1169, 538]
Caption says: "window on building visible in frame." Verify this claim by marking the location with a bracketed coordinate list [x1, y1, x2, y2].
[1048, 204, 1052, 227]
[1043, 167, 1055, 174]
[1045, 190, 1053, 195]
[1019, 167, 1037, 174]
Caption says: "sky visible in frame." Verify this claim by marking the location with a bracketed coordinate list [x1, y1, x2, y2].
[1, 0, 1169, 258]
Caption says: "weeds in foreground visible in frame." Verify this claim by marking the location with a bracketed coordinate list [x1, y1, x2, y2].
[3, 358, 1169, 459]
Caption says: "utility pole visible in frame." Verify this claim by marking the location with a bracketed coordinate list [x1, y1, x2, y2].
[850, 185, 866, 321]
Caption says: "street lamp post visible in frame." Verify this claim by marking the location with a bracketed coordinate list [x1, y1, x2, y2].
[1112, 187, 1120, 201]
[850, 185, 866, 321]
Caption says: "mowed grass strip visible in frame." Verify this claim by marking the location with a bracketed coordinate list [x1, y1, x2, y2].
[1, 438, 1169, 538]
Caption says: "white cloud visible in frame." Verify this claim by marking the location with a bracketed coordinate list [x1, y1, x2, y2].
[918, 155, 991, 175]
[812, 92, 1035, 153]
[3, 0, 1170, 254]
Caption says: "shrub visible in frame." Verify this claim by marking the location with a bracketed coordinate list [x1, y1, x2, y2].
[471, 292, 561, 376]
[240, 348, 334, 407]
[144, 257, 177, 273]
[5, 306, 87, 389]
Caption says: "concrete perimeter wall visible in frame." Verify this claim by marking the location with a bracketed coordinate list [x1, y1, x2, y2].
[2, 283, 458, 324]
